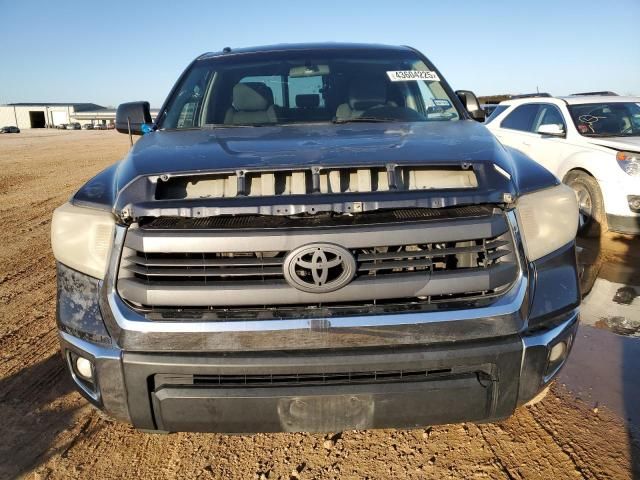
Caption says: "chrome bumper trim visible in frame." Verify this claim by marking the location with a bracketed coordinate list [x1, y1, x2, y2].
[58, 331, 130, 422]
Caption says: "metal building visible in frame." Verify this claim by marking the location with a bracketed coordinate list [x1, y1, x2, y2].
[0, 103, 106, 129]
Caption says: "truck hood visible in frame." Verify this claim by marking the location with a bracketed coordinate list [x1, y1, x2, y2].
[72, 120, 558, 215]
[586, 136, 640, 152]
[116, 121, 508, 187]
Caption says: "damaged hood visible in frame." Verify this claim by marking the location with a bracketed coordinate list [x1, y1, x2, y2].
[116, 121, 507, 188]
[72, 120, 558, 214]
[585, 136, 640, 152]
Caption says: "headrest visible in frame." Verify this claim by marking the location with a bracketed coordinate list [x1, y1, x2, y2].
[233, 83, 274, 111]
[296, 94, 320, 108]
[348, 77, 387, 110]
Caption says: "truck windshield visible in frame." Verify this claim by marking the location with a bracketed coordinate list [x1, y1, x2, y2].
[159, 50, 460, 129]
[568, 102, 640, 137]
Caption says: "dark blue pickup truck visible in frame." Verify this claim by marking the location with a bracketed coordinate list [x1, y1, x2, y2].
[52, 43, 580, 433]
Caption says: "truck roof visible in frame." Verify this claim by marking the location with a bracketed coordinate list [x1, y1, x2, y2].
[198, 42, 416, 60]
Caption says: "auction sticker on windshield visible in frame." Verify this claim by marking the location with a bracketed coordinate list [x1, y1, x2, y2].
[386, 70, 440, 82]
[433, 99, 452, 108]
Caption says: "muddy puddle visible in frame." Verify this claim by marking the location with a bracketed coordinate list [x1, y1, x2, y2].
[559, 235, 640, 433]
[578, 240, 640, 337]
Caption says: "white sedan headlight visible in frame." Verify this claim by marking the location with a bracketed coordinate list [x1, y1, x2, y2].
[616, 151, 640, 176]
[515, 184, 579, 261]
[51, 203, 116, 279]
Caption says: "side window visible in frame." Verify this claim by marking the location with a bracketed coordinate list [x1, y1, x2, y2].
[239, 76, 285, 107]
[288, 76, 325, 108]
[500, 104, 540, 132]
[176, 101, 198, 128]
[169, 70, 211, 128]
[484, 105, 508, 124]
[533, 104, 566, 132]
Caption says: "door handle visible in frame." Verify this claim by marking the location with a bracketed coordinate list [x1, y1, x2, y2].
[522, 141, 531, 147]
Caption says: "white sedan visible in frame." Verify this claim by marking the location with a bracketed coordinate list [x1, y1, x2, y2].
[486, 95, 640, 236]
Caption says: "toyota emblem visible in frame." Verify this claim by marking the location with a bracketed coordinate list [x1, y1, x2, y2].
[284, 243, 356, 293]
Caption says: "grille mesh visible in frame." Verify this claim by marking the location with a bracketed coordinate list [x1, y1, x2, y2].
[121, 237, 510, 285]
[117, 207, 518, 311]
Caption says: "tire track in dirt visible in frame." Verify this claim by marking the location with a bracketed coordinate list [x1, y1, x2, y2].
[529, 389, 639, 479]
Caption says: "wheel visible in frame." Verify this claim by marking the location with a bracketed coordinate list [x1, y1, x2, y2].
[564, 171, 606, 237]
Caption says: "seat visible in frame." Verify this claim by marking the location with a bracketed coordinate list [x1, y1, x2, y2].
[224, 83, 277, 125]
[294, 94, 325, 122]
[335, 76, 389, 121]
[296, 94, 320, 109]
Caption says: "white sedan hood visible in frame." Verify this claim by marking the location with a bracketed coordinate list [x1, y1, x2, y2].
[587, 136, 640, 152]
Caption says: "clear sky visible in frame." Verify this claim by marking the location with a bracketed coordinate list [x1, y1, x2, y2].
[1, 0, 638, 107]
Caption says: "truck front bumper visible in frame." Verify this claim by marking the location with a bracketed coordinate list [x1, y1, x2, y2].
[59, 309, 578, 433]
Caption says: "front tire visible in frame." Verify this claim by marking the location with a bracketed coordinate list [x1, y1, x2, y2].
[564, 171, 606, 237]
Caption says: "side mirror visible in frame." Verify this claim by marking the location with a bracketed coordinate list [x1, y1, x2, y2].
[115, 101, 152, 135]
[537, 123, 565, 137]
[455, 90, 486, 122]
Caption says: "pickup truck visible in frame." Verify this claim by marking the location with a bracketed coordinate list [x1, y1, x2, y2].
[51, 43, 580, 433]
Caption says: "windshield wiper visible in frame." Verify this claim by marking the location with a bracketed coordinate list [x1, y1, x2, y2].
[332, 117, 395, 124]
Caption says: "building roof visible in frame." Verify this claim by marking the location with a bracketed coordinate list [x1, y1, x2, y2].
[2, 103, 105, 111]
[73, 108, 160, 117]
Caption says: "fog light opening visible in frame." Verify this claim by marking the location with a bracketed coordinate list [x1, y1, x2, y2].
[75, 356, 94, 381]
[545, 339, 570, 378]
[68, 350, 95, 384]
[66, 350, 100, 401]
[549, 341, 566, 363]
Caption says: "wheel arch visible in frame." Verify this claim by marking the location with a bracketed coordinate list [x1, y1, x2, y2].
[561, 166, 594, 183]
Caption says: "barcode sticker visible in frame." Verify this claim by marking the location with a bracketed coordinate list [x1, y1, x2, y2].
[386, 70, 440, 82]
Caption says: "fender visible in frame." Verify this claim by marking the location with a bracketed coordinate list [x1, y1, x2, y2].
[557, 149, 609, 183]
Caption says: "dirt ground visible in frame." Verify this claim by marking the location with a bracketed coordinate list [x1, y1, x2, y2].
[1, 130, 639, 479]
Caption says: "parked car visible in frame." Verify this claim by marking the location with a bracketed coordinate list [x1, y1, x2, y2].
[486, 95, 640, 236]
[56, 124, 68, 130]
[51, 43, 580, 434]
[0, 126, 20, 133]
[106, 123, 115, 129]
[66, 122, 81, 130]
[82, 124, 94, 130]
[93, 123, 107, 130]
[482, 103, 499, 118]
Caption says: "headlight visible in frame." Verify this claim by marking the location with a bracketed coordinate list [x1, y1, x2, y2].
[616, 151, 640, 176]
[515, 184, 579, 261]
[51, 203, 115, 279]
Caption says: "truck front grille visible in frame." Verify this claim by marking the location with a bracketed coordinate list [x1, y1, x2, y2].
[122, 238, 510, 283]
[117, 207, 519, 312]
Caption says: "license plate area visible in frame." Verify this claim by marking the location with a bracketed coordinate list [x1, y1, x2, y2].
[150, 373, 495, 433]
